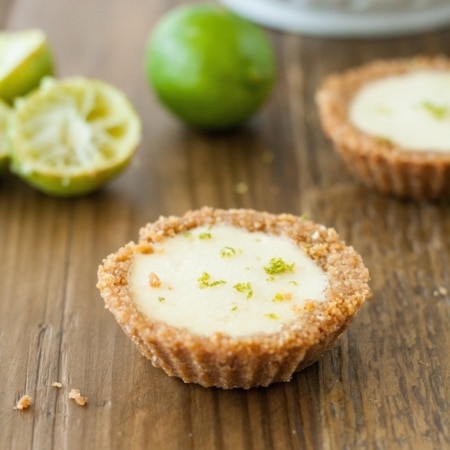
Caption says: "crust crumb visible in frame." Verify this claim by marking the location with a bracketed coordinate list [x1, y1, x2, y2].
[149, 272, 161, 288]
[135, 243, 154, 254]
[433, 286, 448, 297]
[52, 381, 63, 388]
[68, 388, 88, 406]
[14, 395, 32, 410]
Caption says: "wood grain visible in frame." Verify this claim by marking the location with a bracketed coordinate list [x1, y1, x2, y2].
[1, 1, 449, 449]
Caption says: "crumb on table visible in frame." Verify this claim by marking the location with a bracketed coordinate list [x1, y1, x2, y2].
[433, 286, 448, 297]
[68, 388, 88, 406]
[14, 395, 32, 410]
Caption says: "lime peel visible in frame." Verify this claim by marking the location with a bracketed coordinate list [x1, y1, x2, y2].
[0, 99, 11, 171]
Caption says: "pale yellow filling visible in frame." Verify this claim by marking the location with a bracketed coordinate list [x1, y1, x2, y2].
[349, 70, 450, 152]
[130, 224, 328, 337]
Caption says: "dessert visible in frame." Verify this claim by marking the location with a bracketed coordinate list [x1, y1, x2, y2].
[97, 207, 370, 389]
[316, 56, 450, 200]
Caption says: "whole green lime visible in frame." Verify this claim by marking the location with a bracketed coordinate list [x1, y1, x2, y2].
[145, 4, 276, 131]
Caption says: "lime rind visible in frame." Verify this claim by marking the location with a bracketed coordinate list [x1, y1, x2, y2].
[0, 99, 11, 172]
[0, 29, 54, 104]
[10, 77, 141, 196]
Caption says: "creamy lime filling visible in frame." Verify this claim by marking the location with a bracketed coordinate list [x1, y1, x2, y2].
[130, 224, 328, 337]
[349, 70, 450, 152]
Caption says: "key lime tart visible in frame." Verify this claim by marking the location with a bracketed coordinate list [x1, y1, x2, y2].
[97, 207, 370, 389]
[316, 56, 450, 200]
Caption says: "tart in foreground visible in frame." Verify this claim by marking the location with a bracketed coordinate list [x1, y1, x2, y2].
[316, 56, 450, 200]
[97, 207, 370, 389]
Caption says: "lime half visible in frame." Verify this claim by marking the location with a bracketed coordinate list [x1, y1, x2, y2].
[0, 99, 12, 171]
[0, 29, 54, 104]
[10, 77, 141, 196]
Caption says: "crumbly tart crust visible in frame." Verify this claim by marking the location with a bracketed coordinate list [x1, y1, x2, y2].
[97, 207, 370, 389]
[316, 55, 450, 200]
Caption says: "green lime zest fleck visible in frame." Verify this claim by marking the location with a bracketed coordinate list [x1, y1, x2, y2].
[198, 272, 226, 289]
[288, 280, 298, 286]
[231, 305, 238, 311]
[158, 296, 166, 302]
[263, 257, 295, 275]
[198, 232, 212, 240]
[265, 313, 279, 320]
[233, 282, 253, 299]
[261, 150, 274, 164]
[183, 231, 192, 238]
[421, 101, 449, 120]
[375, 136, 393, 146]
[272, 291, 292, 302]
[220, 246, 236, 258]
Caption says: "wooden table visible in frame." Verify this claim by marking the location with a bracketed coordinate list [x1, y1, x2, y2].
[1, 1, 449, 449]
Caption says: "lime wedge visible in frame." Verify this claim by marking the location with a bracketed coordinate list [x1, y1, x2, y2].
[10, 77, 141, 196]
[0, 99, 11, 171]
[0, 29, 54, 104]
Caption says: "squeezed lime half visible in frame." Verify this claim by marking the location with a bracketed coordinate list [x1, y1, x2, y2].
[10, 77, 141, 196]
[0, 29, 54, 104]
